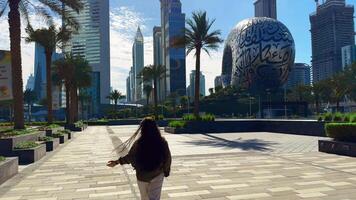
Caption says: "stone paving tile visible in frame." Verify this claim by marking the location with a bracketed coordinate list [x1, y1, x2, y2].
[1, 125, 356, 200]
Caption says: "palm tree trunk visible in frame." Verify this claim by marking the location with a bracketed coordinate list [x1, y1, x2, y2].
[65, 84, 70, 124]
[69, 86, 76, 124]
[194, 48, 201, 117]
[153, 77, 158, 119]
[45, 51, 53, 124]
[9, 0, 24, 129]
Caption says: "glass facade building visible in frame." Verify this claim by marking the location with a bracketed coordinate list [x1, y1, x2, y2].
[65, 0, 111, 115]
[285, 63, 312, 89]
[153, 26, 164, 102]
[187, 70, 206, 99]
[160, 0, 186, 97]
[33, 43, 62, 103]
[341, 45, 356, 70]
[133, 27, 144, 102]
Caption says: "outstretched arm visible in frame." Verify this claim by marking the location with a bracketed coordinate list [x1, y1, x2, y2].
[107, 143, 137, 167]
[163, 140, 172, 177]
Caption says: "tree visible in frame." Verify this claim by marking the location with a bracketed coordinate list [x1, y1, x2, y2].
[23, 89, 37, 123]
[25, 25, 72, 124]
[180, 96, 189, 109]
[0, 0, 82, 129]
[107, 90, 125, 113]
[143, 85, 153, 106]
[173, 11, 223, 117]
[139, 65, 166, 119]
[208, 88, 214, 96]
[53, 55, 92, 124]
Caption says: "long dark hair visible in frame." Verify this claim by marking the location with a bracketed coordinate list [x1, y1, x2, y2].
[116, 117, 166, 171]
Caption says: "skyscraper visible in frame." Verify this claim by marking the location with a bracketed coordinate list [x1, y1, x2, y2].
[25, 74, 35, 90]
[310, 0, 354, 82]
[65, 0, 111, 115]
[33, 43, 62, 100]
[214, 76, 222, 89]
[126, 76, 131, 103]
[341, 45, 356, 69]
[133, 27, 144, 102]
[187, 70, 206, 98]
[285, 63, 312, 89]
[160, 0, 186, 97]
[153, 26, 164, 102]
[254, 0, 277, 19]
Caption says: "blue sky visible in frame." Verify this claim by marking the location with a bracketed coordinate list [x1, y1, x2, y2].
[109, 0, 356, 94]
[0, 0, 355, 95]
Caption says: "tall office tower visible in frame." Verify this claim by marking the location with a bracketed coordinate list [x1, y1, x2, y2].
[342, 45, 356, 69]
[26, 74, 35, 90]
[187, 70, 206, 98]
[214, 76, 222, 89]
[133, 27, 144, 102]
[160, 0, 186, 97]
[65, 0, 111, 115]
[254, 0, 277, 19]
[126, 76, 131, 103]
[33, 43, 62, 101]
[310, 0, 354, 82]
[128, 67, 135, 103]
[285, 63, 312, 89]
[153, 26, 164, 102]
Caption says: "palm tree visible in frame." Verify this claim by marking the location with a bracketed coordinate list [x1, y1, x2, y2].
[53, 55, 92, 124]
[173, 11, 223, 117]
[23, 89, 37, 123]
[143, 85, 153, 106]
[140, 65, 166, 118]
[107, 90, 125, 113]
[25, 25, 72, 124]
[0, 0, 82, 129]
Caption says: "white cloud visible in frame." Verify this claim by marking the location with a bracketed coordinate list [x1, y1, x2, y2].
[0, 5, 223, 96]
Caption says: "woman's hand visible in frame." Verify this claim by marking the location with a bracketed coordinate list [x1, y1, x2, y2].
[107, 160, 118, 168]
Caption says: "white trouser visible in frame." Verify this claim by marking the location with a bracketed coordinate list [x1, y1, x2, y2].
[137, 173, 164, 200]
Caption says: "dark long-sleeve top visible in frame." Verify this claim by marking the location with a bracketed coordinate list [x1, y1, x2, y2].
[119, 138, 172, 182]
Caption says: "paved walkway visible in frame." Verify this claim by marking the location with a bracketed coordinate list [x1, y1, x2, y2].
[0, 126, 356, 199]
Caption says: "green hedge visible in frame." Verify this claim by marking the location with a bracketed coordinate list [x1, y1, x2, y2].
[168, 121, 186, 128]
[326, 123, 356, 142]
[0, 129, 37, 138]
[0, 156, 5, 162]
[52, 132, 65, 138]
[14, 141, 40, 150]
[182, 114, 215, 122]
[39, 136, 54, 142]
[319, 113, 356, 123]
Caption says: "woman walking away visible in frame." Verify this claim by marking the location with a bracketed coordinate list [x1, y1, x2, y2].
[107, 117, 172, 200]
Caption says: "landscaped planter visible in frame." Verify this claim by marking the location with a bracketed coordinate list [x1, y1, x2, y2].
[44, 138, 60, 152]
[64, 124, 82, 132]
[0, 157, 18, 185]
[0, 131, 45, 156]
[319, 140, 356, 157]
[57, 134, 68, 144]
[45, 127, 63, 137]
[13, 144, 46, 165]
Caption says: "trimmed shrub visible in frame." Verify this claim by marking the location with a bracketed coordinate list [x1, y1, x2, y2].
[0, 129, 36, 138]
[39, 136, 54, 142]
[0, 156, 5, 162]
[168, 121, 186, 128]
[343, 114, 350, 123]
[74, 121, 84, 128]
[333, 112, 343, 122]
[14, 141, 40, 150]
[323, 113, 333, 122]
[325, 123, 356, 142]
[350, 113, 356, 123]
[201, 114, 215, 121]
[317, 115, 323, 122]
[52, 132, 65, 138]
[182, 114, 215, 122]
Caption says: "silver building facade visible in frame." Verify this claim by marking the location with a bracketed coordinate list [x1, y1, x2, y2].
[65, 0, 111, 115]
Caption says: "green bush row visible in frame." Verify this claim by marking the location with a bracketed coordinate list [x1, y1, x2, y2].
[325, 123, 356, 142]
[182, 114, 215, 122]
[0, 156, 5, 162]
[168, 121, 187, 128]
[39, 136, 54, 142]
[0, 128, 37, 138]
[318, 112, 356, 123]
[14, 141, 40, 150]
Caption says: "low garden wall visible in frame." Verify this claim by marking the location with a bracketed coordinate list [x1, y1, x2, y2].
[0, 157, 18, 185]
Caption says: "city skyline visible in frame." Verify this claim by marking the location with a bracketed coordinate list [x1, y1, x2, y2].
[0, 0, 356, 96]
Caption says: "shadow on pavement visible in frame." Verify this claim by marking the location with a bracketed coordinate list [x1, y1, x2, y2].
[185, 134, 277, 152]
